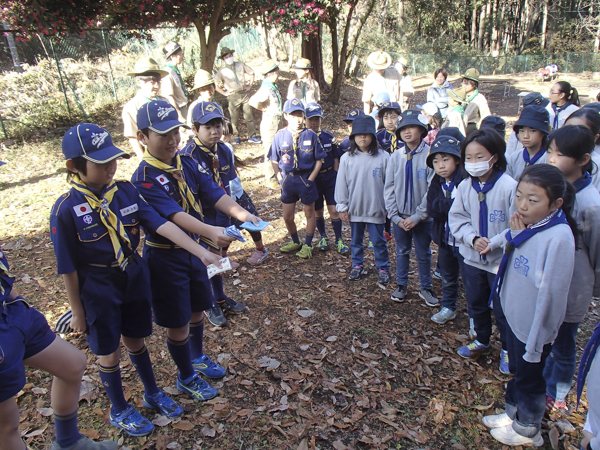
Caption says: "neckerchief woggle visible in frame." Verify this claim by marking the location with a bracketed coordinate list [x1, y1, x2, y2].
[193, 137, 225, 189]
[522, 146, 546, 167]
[165, 62, 188, 98]
[142, 151, 203, 218]
[577, 320, 600, 406]
[573, 172, 592, 193]
[552, 102, 572, 130]
[403, 140, 426, 212]
[488, 209, 567, 307]
[70, 175, 132, 269]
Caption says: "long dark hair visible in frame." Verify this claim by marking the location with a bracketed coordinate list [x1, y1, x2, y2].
[548, 125, 595, 175]
[460, 127, 507, 173]
[565, 108, 600, 145]
[519, 164, 578, 242]
[349, 134, 379, 156]
[554, 81, 580, 106]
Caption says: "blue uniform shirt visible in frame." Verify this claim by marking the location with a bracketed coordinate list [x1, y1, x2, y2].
[0, 250, 14, 302]
[316, 130, 341, 170]
[50, 181, 167, 274]
[339, 136, 351, 153]
[180, 139, 235, 197]
[377, 128, 402, 154]
[268, 128, 327, 175]
[131, 157, 225, 247]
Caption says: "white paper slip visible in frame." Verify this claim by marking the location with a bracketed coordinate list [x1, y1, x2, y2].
[207, 257, 232, 279]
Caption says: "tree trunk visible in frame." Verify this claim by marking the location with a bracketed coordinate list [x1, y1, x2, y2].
[471, 4, 478, 48]
[541, 0, 548, 49]
[398, 0, 404, 27]
[380, 0, 389, 34]
[491, 0, 499, 53]
[3, 22, 22, 71]
[302, 23, 325, 89]
[287, 34, 294, 70]
[258, 16, 272, 60]
[478, 1, 486, 51]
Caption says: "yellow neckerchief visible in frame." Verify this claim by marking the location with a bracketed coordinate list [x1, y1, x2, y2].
[0, 256, 14, 297]
[69, 175, 132, 268]
[142, 151, 203, 218]
[386, 129, 398, 153]
[193, 137, 224, 188]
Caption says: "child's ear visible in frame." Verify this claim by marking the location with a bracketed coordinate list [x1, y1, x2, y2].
[192, 124, 199, 134]
[66, 159, 78, 173]
[580, 152, 592, 168]
[551, 197, 564, 211]
[137, 130, 148, 147]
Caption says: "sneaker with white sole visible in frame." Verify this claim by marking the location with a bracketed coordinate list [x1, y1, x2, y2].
[335, 239, 349, 254]
[432, 269, 442, 280]
[431, 307, 457, 324]
[204, 306, 226, 327]
[377, 270, 389, 285]
[490, 424, 543, 447]
[317, 236, 329, 251]
[419, 288, 440, 307]
[142, 389, 183, 418]
[247, 248, 268, 265]
[391, 285, 407, 302]
[109, 404, 154, 436]
[457, 340, 492, 358]
[192, 354, 226, 378]
[482, 412, 513, 429]
[499, 349, 510, 375]
[348, 265, 367, 280]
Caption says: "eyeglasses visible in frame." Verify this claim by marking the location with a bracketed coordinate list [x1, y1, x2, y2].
[549, 91, 560, 94]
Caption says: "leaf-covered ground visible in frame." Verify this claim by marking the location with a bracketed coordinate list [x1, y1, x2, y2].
[1, 70, 599, 450]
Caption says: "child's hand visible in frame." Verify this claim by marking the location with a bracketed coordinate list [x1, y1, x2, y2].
[199, 250, 223, 268]
[245, 213, 261, 226]
[510, 213, 526, 231]
[398, 219, 408, 231]
[339, 211, 350, 223]
[208, 226, 236, 247]
[474, 237, 491, 253]
[403, 218, 415, 230]
[70, 310, 87, 333]
[582, 430, 595, 448]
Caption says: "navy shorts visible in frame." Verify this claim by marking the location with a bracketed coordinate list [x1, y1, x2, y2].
[281, 172, 318, 205]
[231, 191, 258, 228]
[315, 169, 337, 211]
[143, 246, 214, 329]
[204, 207, 231, 228]
[78, 254, 153, 356]
[0, 299, 56, 402]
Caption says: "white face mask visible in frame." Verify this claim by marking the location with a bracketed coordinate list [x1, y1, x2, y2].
[224, 56, 234, 65]
[464, 155, 494, 178]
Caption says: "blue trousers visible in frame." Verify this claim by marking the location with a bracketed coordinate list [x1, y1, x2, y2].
[543, 321, 579, 402]
[350, 222, 389, 271]
[437, 244, 465, 310]
[392, 220, 432, 288]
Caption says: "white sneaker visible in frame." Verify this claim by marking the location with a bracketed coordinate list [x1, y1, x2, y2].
[482, 412, 513, 429]
[490, 424, 543, 447]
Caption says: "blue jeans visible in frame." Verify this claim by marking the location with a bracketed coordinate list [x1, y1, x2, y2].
[462, 263, 507, 349]
[438, 245, 465, 311]
[393, 220, 432, 288]
[543, 321, 579, 402]
[504, 320, 552, 438]
[350, 222, 389, 272]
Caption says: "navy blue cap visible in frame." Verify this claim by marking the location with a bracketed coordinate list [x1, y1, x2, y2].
[514, 105, 550, 134]
[396, 109, 429, 140]
[191, 101, 225, 125]
[350, 115, 377, 138]
[522, 92, 549, 108]
[305, 102, 323, 118]
[138, 100, 190, 133]
[62, 124, 130, 163]
[284, 98, 305, 114]
[378, 102, 402, 115]
[0, 161, 5, 166]
[426, 136, 462, 168]
[480, 115, 507, 136]
[343, 108, 365, 122]
[437, 127, 465, 143]
[582, 102, 600, 114]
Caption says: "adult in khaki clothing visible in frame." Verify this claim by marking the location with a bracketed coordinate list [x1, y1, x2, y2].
[249, 59, 282, 188]
[161, 41, 189, 122]
[214, 47, 260, 145]
[362, 51, 402, 114]
[122, 57, 169, 158]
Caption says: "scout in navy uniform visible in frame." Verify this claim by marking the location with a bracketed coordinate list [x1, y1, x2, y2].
[133, 101, 252, 400]
[268, 99, 327, 259]
[304, 102, 349, 254]
[506, 105, 550, 181]
[376, 102, 402, 154]
[0, 251, 117, 449]
[339, 108, 365, 153]
[50, 124, 223, 436]
[180, 101, 261, 326]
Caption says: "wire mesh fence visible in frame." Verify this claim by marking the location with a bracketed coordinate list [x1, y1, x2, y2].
[1, 26, 599, 139]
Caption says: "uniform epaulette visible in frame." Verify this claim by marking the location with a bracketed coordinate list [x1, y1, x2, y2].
[321, 130, 335, 138]
[179, 140, 196, 157]
[52, 191, 71, 215]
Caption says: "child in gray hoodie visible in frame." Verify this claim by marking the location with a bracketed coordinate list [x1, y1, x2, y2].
[335, 115, 390, 285]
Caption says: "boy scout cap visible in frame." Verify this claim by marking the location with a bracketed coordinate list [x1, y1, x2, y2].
[461, 68, 480, 82]
[192, 101, 226, 124]
[127, 57, 169, 77]
[261, 59, 279, 75]
[62, 124, 130, 163]
[163, 41, 182, 59]
[448, 86, 467, 103]
[191, 69, 215, 91]
[220, 47, 235, 59]
[305, 102, 323, 118]
[284, 99, 305, 115]
[292, 58, 313, 69]
[343, 108, 365, 122]
[137, 100, 190, 134]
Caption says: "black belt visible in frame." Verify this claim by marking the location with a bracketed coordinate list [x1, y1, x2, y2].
[88, 254, 135, 271]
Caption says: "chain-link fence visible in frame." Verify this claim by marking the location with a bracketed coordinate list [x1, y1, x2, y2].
[1, 26, 600, 139]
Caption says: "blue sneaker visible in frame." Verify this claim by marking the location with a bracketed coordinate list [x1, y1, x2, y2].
[109, 404, 154, 436]
[177, 373, 218, 401]
[317, 236, 329, 251]
[248, 136, 262, 144]
[457, 340, 492, 359]
[335, 238, 349, 254]
[192, 354, 226, 379]
[499, 349, 510, 374]
[143, 389, 183, 418]
[367, 240, 374, 250]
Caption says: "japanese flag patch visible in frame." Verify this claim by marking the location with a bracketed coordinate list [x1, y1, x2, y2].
[73, 202, 92, 217]
[156, 174, 169, 185]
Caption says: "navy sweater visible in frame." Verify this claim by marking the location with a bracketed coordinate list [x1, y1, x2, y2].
[427, 171, 467, 248]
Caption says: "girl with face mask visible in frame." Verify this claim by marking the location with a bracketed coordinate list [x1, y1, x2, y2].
[448, 128, 516, 375]
[287, 58, 320, 106]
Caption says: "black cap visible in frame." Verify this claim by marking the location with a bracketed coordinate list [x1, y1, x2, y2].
[437, 127, 466, 143]
[514, 105, 550, 134]
[522, 92, 550, 108]
[480, 115, 507, 136]
[350, 115, 377, 138]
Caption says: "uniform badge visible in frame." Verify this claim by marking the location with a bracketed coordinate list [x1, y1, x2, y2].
[82, 215, 93, 225]
[198, 164, 210, 175]
[282, 153, 291, 164]
[120, 204, 139, 216]
[156, 174, 169, 185]
[73, 202, 92, 217]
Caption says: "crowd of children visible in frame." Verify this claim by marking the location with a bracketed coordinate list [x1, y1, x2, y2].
[3, 52, 600, 449]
